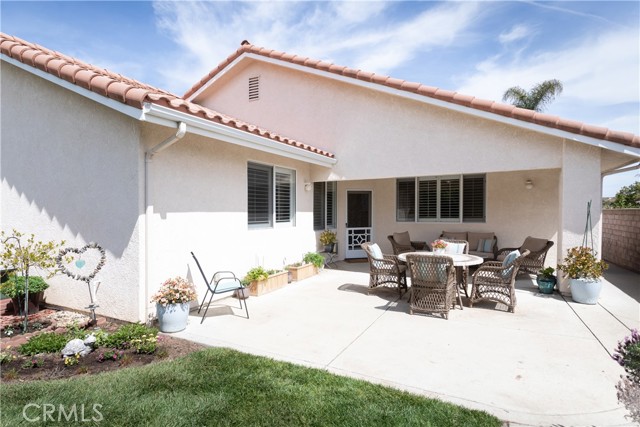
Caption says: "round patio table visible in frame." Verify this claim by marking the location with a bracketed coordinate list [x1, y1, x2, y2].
[397, 252, 484, 309]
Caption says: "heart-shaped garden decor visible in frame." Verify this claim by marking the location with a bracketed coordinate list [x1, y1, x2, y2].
[57, 242, 106, 283]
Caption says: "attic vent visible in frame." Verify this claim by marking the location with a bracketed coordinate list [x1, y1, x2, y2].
[249, 76, 260, 101]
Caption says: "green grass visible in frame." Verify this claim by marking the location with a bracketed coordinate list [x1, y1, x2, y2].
[0, 348, 501, 426]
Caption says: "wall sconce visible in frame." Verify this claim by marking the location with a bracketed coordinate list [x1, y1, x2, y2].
[304, 182, 312, 192]
[525, 179, 534, 190]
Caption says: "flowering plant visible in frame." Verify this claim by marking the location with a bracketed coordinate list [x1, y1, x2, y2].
[151, 277, 197, 306]
[557, 246, 608, 280]
[431, 240, 448, 250]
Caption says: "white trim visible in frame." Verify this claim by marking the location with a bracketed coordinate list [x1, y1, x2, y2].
[204, 53, 640, 158]
[2, 55, 144, 120]
[141, 103, 337, 167]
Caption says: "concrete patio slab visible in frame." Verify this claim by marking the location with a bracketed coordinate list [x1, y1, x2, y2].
[174, 262, 639, 426]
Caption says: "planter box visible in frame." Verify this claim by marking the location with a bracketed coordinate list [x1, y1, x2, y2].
[249, 271, 288, 296]
[288, 263, 317, 282]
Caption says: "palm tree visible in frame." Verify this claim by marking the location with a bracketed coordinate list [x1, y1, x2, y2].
[502, 79, 563, 112]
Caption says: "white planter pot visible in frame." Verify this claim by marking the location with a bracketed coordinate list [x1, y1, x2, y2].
[569, 278, 602, 305]
[156, 302, 190, 333]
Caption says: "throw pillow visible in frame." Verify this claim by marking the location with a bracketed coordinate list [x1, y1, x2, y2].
[483, 238, 494, 253]
[370, 243, 383, 260]
[445, 243, 465, 254]
[501, 250, 521, 278]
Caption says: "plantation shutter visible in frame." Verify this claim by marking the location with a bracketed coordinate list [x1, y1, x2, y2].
[439, 177, 460, 220]
[463, 175, 485, 222]
[396, 178, 416, 221]
[248, 163, 272, 226]
[418, 178, 437, 221]
[326, 182, 336, 228]
[313, 182, 325, 230]
[275, 169, 294, 223]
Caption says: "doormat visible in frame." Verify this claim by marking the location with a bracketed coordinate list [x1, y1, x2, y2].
[344, 258, 367, 263]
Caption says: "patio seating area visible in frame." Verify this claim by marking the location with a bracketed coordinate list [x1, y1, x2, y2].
[175, 261, 639, 426]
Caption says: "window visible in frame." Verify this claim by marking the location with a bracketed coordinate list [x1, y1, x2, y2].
[396, 175, 485, 223]
[248, 163, 295, 227]
[313, 182, 337, 230]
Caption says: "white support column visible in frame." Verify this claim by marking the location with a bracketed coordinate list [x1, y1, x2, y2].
[557, 140, 602, 294]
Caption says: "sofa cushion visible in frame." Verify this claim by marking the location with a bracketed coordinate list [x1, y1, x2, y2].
[476, 238, 495, 253]
[445, 242, 466, 254]
[521, 237, 548, 253]
[468, 232, 494, 252]
[442, 231, 467, 241]
[393, 231, 412, 247]
[469, 250, 494, 260]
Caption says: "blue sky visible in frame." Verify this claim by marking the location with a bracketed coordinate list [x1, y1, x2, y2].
[2, 1, 638, 196]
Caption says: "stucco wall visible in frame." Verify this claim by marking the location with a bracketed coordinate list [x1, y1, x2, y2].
[335, 168, 559, 265]
[602, 209, 640, 273]
[141, 125, 319, 317]
[197, 60, 563, 181]
[1, 63, 143, 321]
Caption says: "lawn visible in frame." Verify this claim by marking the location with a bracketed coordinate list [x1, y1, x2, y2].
[1, 347, 502, 426]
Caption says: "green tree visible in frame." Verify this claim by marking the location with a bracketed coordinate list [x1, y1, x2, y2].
[606, 181, 640, 208]
[502, 79, 564, 112]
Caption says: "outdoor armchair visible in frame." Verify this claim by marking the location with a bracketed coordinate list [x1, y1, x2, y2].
[361, 242, 408, 296]
[441, 238, 470, 298]
[387, 231, 427, 255]
[469, 250, 530, 313]
[191, 252, 249, 323]
[405, 254, 456, 319]
[496, 237, 554, 275]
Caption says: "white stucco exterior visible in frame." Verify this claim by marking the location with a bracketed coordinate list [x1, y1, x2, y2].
[1, 46, 638, 322]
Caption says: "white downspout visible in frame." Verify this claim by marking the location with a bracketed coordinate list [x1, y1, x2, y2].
[143, 122, 187, 323]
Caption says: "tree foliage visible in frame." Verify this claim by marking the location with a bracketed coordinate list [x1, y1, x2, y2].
[502, 79, 563, 112]
[605, 181, 640, 209]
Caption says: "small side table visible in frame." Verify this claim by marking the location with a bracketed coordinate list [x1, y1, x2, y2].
[321, 244, 338, 268]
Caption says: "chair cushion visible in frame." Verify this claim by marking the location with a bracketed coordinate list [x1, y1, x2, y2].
[521, 237, 548, 253]
[468, 232, 494, 251]
[442, 231, 467, 241]
[501, 250, 521, 278]
[215, 278, 242, 293]
[469, 250, 494, 259]
[370, 243, 383, 260]
[393, 231, 412, 246]
[476, 238, 495, 253]
[445, 242, 466, 254]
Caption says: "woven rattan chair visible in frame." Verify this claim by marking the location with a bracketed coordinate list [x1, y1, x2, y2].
[440, 239, 470, 298]
[361, 242, 408, 296]
[469, 250, 530, 313]
[405, 254, 456, 319]
[496, 237, 554, 275]
[387, 231, 427, 255]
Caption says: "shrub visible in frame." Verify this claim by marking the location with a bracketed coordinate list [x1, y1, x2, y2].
[557, 246, 608, 280]
[244, 267, 269, 282]
[104, 323, 158, 349]
[612, 329, 640, 422]
[303, 252, 324, 269]
[0, 276, 49, 298]
[130, 334, 158, 354]
[19, 332, 68, 356]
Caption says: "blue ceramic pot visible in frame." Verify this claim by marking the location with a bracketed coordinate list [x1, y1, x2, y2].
[536, 275, 556, 294]
[156, 302, 190, 333]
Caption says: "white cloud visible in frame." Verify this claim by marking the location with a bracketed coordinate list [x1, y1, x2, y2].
[498, 24, 532, 44]
[151, 1, 480, 93]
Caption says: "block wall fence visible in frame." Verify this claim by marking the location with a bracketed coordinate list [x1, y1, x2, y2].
[602, 209, 640, 273]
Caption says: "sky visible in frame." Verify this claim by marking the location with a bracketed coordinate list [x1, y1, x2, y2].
[1, 1, 638, 196]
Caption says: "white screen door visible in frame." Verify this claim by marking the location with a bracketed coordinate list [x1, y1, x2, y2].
[346, 191, 372, 258]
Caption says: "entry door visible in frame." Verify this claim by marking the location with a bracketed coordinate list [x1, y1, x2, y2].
[346, 191, 372, 258]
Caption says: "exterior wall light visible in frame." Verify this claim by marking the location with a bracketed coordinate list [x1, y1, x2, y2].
[525, 179, 534, 190]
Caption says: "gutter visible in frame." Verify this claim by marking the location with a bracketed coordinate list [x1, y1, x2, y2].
[601, 161, 640, 177]
[143, 122, 187, 323]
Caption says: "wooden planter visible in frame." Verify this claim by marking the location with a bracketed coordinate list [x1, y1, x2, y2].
[249, 271, 289, 296]
[288, 263, 317, 282]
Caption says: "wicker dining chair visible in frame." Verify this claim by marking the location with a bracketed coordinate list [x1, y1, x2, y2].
[405, 254, 456, 319]
[441, 239, 470, 298]
[387, 231, 427, 255]
[496, 237, 554, 275]
[361, 242, 408, 296]
[469, 250, 530, 313]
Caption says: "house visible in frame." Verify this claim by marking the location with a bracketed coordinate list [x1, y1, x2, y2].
[1, 33, 638, 322]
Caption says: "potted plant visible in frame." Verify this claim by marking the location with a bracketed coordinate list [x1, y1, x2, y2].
[557, 246, 608, 304]
[0, 275, 49, 315]
[431, 239, 448, 254]
[536, 267, 556, 294]
[303, 252, 325, 269]
[244, 267, 288, 296]
[319, 230, 337, 252]
[151, 277, 197, 333]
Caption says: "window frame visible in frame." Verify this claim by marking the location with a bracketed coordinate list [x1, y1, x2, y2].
[396, 174, 486, 223]
[247, 162, 296, 229]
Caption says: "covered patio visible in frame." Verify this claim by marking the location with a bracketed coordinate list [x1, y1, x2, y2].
[175, 262, 638, 426]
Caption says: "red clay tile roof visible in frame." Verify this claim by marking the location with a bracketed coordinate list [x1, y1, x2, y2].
[0, 33, 334, 160]
[185, 41, 640, 149]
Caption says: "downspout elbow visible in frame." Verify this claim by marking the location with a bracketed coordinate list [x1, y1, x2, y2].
[146, 122, 187, 161]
